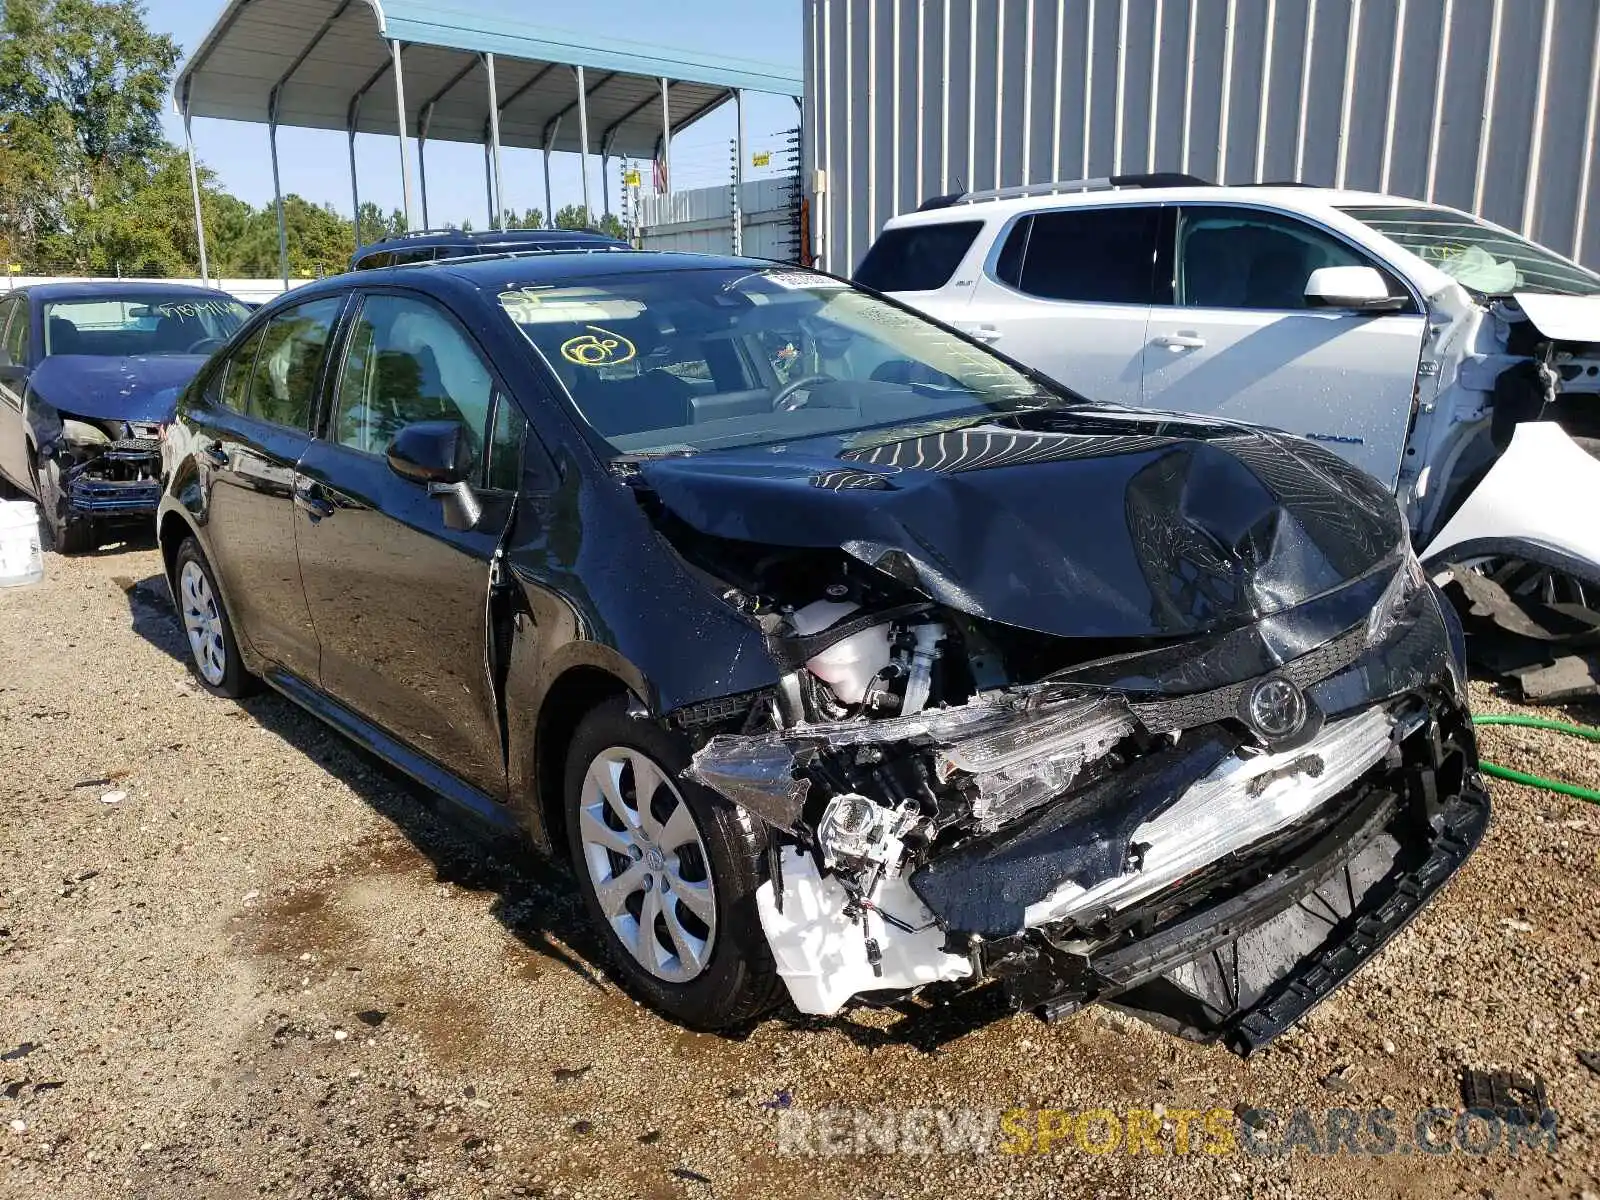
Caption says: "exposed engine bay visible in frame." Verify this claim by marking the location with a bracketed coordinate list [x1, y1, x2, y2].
[1411, 292, 1600, 700]
[47, 414, 164, 519]
[651, 492, 1487, 1053]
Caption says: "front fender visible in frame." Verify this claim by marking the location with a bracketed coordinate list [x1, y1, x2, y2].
[1420, 421, 1600, 587]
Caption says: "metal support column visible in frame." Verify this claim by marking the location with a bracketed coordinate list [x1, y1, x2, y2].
[542, 122, 559, 228]
[659, 76, 672, 194]
[390, 40, 416, 230]
[268, 90, 290, 288]
[483, 137, 496, 228]
[484, 53, 504, 229]
[576, 66, 592, 220]
[181, 95, 210, 286]
[418, 102, 433, 229]
[733, 88, 745, 255]
[348, 99, 363, 250]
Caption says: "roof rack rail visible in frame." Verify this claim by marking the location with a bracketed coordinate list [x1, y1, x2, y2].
[423, 245, 640, 268]
[918, 172, 1212, 210]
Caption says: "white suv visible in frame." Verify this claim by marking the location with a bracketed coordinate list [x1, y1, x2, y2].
[856, 175, 1600, 637]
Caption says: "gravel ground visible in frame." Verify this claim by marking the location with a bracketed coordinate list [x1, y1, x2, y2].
[1, 541, 1597, 1200]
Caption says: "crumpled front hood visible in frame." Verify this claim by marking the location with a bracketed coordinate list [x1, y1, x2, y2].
[27, 354, 205, 423]
[638, 409, 1403, 640]
[1513, 292, 1600, 344]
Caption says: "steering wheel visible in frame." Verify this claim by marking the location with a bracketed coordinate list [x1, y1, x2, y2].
[185, 337, 226, 355]
[770, 373, 834, 413]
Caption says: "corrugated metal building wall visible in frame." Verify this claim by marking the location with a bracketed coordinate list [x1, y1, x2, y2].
[804, 0, 1600, 273]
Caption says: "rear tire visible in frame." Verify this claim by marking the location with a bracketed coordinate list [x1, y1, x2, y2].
[173, 537, 256, 699]
[564, 698, 783, 1029]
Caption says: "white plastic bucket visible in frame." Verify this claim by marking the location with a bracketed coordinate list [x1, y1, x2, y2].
[0, 500, 45, 588]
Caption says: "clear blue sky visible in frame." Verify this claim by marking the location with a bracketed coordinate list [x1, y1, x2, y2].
[148, 0, 804, 226]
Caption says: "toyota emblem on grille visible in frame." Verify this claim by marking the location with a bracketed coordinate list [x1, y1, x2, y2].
[1247, 677, 1307, 738]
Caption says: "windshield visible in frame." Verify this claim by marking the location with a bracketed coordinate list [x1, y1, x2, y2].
[42, 296, 250, 357]
[494, 267, 1069, 454]
[1339, 204, 1600, 297]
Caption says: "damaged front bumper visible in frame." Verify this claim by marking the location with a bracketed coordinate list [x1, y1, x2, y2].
[973, 712, 1487, 1054]
[691, 585, 1485, 1052]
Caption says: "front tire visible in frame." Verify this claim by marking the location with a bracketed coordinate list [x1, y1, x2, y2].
[31, 455, 93, 554]
[564, 698, 783, 1029]
[173, 537, 256, 699]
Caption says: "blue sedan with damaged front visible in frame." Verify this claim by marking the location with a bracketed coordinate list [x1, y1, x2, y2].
[0, 282, 250, 551]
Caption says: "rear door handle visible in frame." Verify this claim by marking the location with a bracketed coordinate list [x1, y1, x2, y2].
[1152, 331, 1207, 350]
[200, 441, 228, 469]
[293, 478, 334, 521]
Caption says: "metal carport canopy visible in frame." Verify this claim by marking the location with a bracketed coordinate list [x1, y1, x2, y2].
[177, 0, 800, 157]
[174, 0, 800, 286]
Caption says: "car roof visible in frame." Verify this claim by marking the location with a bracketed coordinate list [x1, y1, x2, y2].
[15, 281, 245, 303]
[356, 227, 628, 254]
[436, 249, 767, 284]
[883, 184, 1442, 229]
[257, 250, 781, 314]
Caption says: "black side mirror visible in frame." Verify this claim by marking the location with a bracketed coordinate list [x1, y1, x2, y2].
[386, 420, 472, 485]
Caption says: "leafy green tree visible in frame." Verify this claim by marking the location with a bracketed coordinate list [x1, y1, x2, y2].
[502, 207, 546, 230]
[553, 204, 592, 230]
[355, 201, 405, 247]
[0, 0, 181, 270]
[551, 206, 629, 240]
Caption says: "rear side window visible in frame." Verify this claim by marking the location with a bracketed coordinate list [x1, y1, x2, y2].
[217, 327, 264, 412]
[854, 222, 983, 292]
[997, 207, 1160, 305]
[243, 298, 342, 430]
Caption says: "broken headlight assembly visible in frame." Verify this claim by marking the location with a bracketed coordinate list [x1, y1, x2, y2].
[934, 696, 1135, 833]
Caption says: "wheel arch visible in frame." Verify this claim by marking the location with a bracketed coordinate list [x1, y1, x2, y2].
[157, 508, 197, 595]
[527, 664, 640, 858]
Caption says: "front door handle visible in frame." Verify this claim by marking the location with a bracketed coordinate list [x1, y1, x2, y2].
[200, 441, 228, 469]
[1152, 331, 1207, 351]
[960, 323, 1003, 344]
[293, 478, 334, 521]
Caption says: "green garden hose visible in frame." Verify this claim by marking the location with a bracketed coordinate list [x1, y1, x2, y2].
[1471, 714, 1600, 805]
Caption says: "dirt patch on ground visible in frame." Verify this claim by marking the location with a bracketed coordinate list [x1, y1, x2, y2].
[1, 544, 1596, 1198]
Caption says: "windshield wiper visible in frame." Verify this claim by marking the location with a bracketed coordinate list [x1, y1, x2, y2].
[610, 445, 699, 464]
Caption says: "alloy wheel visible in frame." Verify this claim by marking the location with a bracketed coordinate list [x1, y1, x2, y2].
[577, 746, 718, 984]
[179, 560, 228, 686]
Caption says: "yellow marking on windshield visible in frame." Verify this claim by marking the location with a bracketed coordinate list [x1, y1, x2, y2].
[561, 325, 636, 368]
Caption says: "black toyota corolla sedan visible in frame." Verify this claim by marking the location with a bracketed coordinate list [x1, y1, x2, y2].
[157, 251, 1487, 1051]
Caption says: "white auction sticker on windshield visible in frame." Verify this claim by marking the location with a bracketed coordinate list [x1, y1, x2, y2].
[757, 270, 849, 291]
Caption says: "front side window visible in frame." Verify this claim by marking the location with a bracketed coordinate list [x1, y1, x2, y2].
[40, 295, 249, 357]
[331, 294, 495, 474]
[0, 299, 27, 366]
[853, 222, 984, 292]
[486, 393, 527, 491]
[496, 267, 1061, 456]
[997, 207, 1160, 304]
[243, 298, 342, 430]
[1338, 203, 1600, 297]
[1177, 207, 1401, 311]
